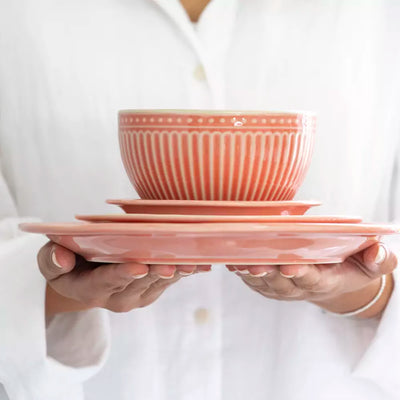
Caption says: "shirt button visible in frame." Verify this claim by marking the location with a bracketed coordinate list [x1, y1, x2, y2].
[193, 64, 206, 81]
[194, 308, 210, 325]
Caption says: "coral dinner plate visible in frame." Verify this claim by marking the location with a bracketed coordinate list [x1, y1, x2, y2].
[20, 222, 399, 265]
[75, 214, 362, 224]
[106, 199, 321, 215]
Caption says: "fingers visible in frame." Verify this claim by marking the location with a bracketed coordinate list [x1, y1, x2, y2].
[235, 266, 302, 298]
[49, 262, 148, 305]
[108, 269, 183, 311]
[228, 243, 398, 302]
[48, 257, 209, 306]
[137, 265, 211, 298]
[131, 265, 211, 307]
[232, 264, 338, 298]
[246, 265, 276, 277]
[261, 269, 301, 297]
[150, 264, 176, 279]
[358, 243, 398, 278]
[196, 265, 212, 273]
[116, 263, 149, 278]
[141, 273, 182, 298]
[38, 242, 76, 280]
[277, 243, 397, 295]
[226, 265, 275, 276]
[99, 264, 210, 311]
[152, 265, 211, 276]
[281, 264, 339, 293]
[176, 265, 197, 276]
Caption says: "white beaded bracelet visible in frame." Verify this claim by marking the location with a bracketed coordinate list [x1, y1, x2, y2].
[331, 275, 387, 318]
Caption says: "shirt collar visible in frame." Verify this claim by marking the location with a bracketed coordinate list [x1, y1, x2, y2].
[151, 0, 203, 55]
[151, 0, 239, 108]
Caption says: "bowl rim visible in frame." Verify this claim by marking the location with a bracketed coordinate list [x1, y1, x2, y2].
[118, 109, 317, 116]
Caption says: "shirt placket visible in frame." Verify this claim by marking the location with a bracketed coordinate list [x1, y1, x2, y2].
[148, 2, 239, 399]
[151, 0, 238, 109]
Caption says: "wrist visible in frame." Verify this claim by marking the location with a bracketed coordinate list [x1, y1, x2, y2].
[46, 284, 92, 317]
[312, 274, 394, 319]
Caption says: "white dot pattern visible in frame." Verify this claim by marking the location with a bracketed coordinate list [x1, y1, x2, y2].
[118, 114, 313, 129]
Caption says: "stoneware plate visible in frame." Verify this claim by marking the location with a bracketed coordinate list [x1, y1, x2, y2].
[20, 222, 399, 265]
[106, 199, 321, 216]
[75, 213, 363, 224]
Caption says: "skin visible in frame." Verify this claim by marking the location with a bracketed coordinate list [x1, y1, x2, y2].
[227, 242, 397, 319]
[180, 0, 211, 22]
[40, 242, 211, 316]
[42, 241, 396, 318]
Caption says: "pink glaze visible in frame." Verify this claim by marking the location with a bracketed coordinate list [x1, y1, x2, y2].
[119, 110, 316, 201]
[19, 222, 399, 265]
[106, 199, 321, 215]
[75, 214, 363, 224]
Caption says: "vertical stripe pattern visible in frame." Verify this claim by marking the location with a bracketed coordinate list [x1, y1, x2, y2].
[119, 128, 315, 200]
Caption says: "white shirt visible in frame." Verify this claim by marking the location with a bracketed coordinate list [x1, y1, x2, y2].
[0, 0, 400, 399]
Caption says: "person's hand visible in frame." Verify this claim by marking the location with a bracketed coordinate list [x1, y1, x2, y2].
[227, 242, 397, 318]
[39, 242, 211, 316]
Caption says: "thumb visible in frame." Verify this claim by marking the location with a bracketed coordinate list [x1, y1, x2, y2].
[38, 241, 76, 280]
[355, 242, 398, 278]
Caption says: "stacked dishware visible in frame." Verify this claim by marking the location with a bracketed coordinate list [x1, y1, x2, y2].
[21, 110, 399, 265]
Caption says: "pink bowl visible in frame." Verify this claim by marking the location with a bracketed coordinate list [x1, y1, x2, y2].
[119, 110, 316, 201]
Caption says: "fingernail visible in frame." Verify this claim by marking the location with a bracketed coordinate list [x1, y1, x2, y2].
[159, 273, 175, 279]
[375, 245, 387, 264]
[179, 271, 194, 276]
[237, 269, 250, 275]
[198, 268, 212, 273]
[131, 272, 148, 279]
[51, 251, 63, 269]
[280, 272, 296, 278]
[249, 272, 268, 277]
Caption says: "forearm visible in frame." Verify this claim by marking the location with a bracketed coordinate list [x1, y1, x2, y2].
[312, 274, 394, 319]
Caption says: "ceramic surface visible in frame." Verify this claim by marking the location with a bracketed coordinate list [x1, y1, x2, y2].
[106, 199, 321, 215]
[76, 213, 362, 224]
[119, 110, 316, 201]
[20, 222, 399, 265]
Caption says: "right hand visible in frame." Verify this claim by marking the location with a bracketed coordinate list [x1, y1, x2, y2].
[38, 242, 211, 316]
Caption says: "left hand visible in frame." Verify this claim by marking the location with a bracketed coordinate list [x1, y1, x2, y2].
[227, 242, 397, 318]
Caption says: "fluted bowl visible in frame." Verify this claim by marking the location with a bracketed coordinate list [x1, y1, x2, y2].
[118, 110, 316, 200]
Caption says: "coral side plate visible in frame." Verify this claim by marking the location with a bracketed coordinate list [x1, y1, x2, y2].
[106, 199, 321, 215]
[75, 214, 362, 224]
[19, 222, 399, 265]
